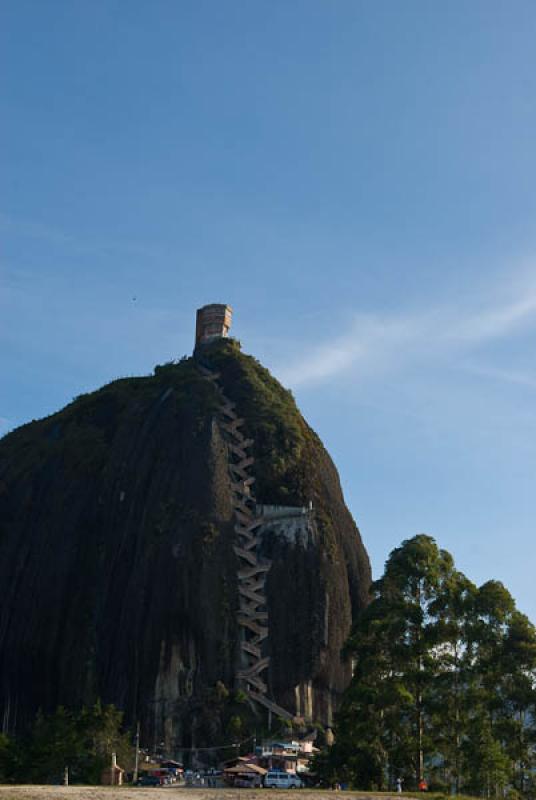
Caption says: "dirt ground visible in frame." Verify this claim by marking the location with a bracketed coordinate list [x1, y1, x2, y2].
[0, 788, 404, 800]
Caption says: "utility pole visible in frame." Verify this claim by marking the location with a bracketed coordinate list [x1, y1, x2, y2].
[133, 721, 140, 784]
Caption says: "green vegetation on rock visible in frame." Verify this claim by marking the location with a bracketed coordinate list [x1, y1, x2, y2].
[196, 338, 312, 505]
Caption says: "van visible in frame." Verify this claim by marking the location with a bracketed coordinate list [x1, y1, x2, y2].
[264, 770, 302, 789]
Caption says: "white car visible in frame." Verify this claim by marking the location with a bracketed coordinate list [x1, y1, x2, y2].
[264, 770, 303, 789]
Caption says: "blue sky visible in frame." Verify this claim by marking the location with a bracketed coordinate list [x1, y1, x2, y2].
[2, 1, 536, 619]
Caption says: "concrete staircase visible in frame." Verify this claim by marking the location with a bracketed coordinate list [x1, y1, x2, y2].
[197, 363, 294, 722]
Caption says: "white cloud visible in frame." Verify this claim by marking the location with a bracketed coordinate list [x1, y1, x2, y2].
[448, 292, 536, 344]
[275, 274, 536, 388]
[277, 313, 424, 386]
[461, 363, 536, 390]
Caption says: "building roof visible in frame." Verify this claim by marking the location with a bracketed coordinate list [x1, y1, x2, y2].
[224, 763, 267, 776]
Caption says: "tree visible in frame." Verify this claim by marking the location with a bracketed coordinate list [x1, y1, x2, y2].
[27, 706, 82, 784]
[12, 703, 134, 785]
[467, 583, 536, 794]
[321, 535, 536, 796]
[328, 535, 456, 789]
[427, 568, 477, 793]
[76, 701, 134, 783]
[462, 719, 510, 798]
[0, 734, 14, 783]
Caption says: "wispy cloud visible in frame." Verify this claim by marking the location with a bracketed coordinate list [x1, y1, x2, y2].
[276, 313, 424, 386]
[448, 292, 536, 344]
[460, 363, 536, 390]
[275, 276, 536, 388]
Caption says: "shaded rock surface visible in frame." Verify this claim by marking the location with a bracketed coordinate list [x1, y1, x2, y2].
[0, 340, 371, 747]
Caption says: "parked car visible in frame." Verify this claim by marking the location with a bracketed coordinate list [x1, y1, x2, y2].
[235, 776, 263, 788]
[264, 770, 303, 788]
[136, 774, 163, 787]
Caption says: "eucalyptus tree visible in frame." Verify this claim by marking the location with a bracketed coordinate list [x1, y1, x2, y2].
[466, 582, 536, 794]
[333, 535, 458, 788]
[427, 567, 477, 792]
[325, 535, 536, 795]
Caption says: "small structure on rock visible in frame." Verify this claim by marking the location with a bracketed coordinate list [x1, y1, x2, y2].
[195, 303, 233, 346]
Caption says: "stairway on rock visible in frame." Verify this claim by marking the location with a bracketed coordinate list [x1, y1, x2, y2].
[197, 363, 294, 722]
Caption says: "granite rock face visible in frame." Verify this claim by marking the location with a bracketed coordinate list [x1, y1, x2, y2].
[0, 341, 371, 747]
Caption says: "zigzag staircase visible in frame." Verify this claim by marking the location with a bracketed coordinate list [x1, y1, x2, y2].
[197, 363, 294, 722]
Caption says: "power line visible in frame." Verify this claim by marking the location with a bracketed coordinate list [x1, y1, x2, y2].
[159, 734, 256, 754]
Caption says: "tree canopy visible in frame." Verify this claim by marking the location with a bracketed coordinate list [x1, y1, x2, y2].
[321, 535, 536, 796]
[0, 702, 133, 785]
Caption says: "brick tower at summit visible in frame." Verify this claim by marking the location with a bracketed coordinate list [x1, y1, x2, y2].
[195, 303, 233, 347]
